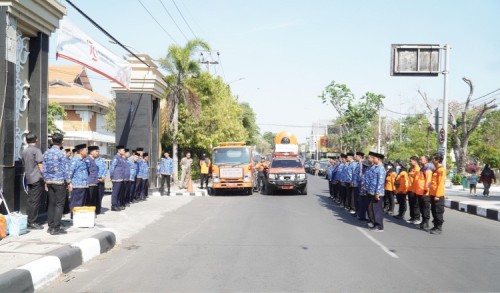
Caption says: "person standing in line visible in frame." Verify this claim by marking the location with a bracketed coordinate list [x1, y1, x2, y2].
[358, 158, 372, 222]
[67, 144, 89, 213]
[199, 153, 211, 189]
[21, 133, 44, 230]
[95, 148, 107, 215]
[414, 155, 434, 231]
[159, 151, 173, 195]
[338, 154, 348, 208]
[63, 148, 72, 215]
[180, 152, 193, 189]
[368, 152, 386, 232]
[134, 148, 144, 201]
[351, 152, 364, 215]
[109, 145, 127, 211]
[429, 153, 446, 235]
[128, 150, 139, 202]
[139, 153, 150, 199]
[480, 164, 496, 196]
[468, 172, 478, 196]
[121, 149, 131, 207]
[255, 157, 268, 192]
[384, 164, 397, 215]
[85, 146, 99, 208]
[327, 157, 336, 199]
[407, 156, 421, 224]
[42, 133, 69, 235]
[344, 153, 356, 214]
[393, 162, 409, 220]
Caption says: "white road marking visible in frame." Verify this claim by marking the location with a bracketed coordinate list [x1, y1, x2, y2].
[356, 227, 399, 259]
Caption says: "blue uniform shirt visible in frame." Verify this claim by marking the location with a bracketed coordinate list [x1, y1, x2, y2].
[137, 159, 149, 179]
[339, 163, 349, 183]
[344, 161, 354, 184]
[86, 156, 99, 186]
[159, 157, 174, 175]
[110, 154, 128, 181]
[42, 146, 69, 184]
[95, 157, 108, 180]
[123, 156, 131, 181]
[351, 161, 361, 187]
[68, 156, 89, 188]
[369, 164, 386, 196]
[333, 163, 344, 181]
[128, 157, 138, 181]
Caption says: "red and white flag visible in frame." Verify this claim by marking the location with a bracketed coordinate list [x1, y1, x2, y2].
[56, 19, 131, 89]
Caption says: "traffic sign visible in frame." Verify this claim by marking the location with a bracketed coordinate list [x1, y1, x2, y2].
[438, 146, 445, 155]
[439, 128, 446, 144]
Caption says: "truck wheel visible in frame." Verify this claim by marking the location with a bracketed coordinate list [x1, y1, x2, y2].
[265, 184, 273, 195]
[247, 188, 253, 195]
[301, 185, 308, 195]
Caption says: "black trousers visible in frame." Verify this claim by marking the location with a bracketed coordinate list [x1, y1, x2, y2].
[96, 182, 104, 214]
[408, 192, 420, 220]
[339, 185, 347, 206]
[367, 195, 375, 223]
[345, 185, 354, 210]
[372, 196, 385, 229]
[47, 184, 66, 229]
[430, 196, 445, 228]
[200, 173, 209, 188]
[121, 181, 130, 205]
[27, 179, 44, 225]
[135, 178, 144, 200]
[384, 190, 394, 213]
[332, 182, 340, 201]
[396, 193, 407, 217]
[257, 174, 266, 191]
[160, 174, 171, 193]
[357, 195, 370, 220]
[418, 195, 431, 223]
[328, 181, 333, 197]
[87, 185, 98, 207]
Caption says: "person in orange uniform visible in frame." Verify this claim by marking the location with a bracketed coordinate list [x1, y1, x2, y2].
[199, 153, 211, 189]
[429, 153, 446, 235]
[394, 162, 409, 220]
[407, 156, 421, 224]
[384, 164, 397, 215]
[256, 157, 268, 192]
[413, 155, 434, 230]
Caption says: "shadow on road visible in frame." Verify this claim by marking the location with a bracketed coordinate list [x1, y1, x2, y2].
[316, 194, 367, 228]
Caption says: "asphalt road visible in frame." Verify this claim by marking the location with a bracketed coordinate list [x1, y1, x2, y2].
[43, 175, 500, 293]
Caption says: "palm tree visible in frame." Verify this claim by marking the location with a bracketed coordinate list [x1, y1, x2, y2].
[159, 39, 210, 184]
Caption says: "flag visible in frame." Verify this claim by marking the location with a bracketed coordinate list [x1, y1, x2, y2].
[56, 19, 131, 89]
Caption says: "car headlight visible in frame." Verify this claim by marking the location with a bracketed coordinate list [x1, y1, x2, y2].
[268, 174, 276, 179]
[212, 174, 219, 183]
[297, 173, 306, 180]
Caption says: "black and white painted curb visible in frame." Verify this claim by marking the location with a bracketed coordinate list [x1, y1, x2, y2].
[445, 199, 500, 221]
[151, 190, 209, 197]
[0, 231, 116, 293]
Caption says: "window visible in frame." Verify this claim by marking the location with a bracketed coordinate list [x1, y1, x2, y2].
[271, 159, 303, 168]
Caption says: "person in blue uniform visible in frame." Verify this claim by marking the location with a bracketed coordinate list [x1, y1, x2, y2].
[95, 149, 108, 215]
[68, 144, 89, 213]
[134, 148, 145, 201]
[344, 153, 355, 214]
[338, 154, 348, 207]
[128, 150, 139, 203]
[63, 148, 72, 215]
[85, 146, 99, 207]
[367, 151, 387, 232]
[43, 133, 70, 235]
[137, 153, 150, 200]
[351, 151, 364, 215]
[110, 145, 127, 211]
[327, 157, 335, 198]
[121, 149, 132, 208]
[159, 151, 174, 195]
[357, 157, 372, 222]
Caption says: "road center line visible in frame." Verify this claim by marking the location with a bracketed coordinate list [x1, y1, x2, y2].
[356, 227, 399, 259]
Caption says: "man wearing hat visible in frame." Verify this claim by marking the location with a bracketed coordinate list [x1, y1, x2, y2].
[159, 151, 174, 195]
[85, 146, 100, 208]
[367, 152, 386, 231]
[332, 155, 345, 204]
[344, 152, 356, 214]
[338, 154, 348, 207]
[95, 148, 107, 214]
[134, 148, 145, 201]
[128, 150, 139, 202]
[351, 151, 365, 215]
[110, 145, 127, 211]
[358, 156, 373, 221]
[68, 144, 89, 212]
[121, 149, 132, 207]
[137, 152, 150, 200]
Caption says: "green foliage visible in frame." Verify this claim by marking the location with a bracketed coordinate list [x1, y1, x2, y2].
[451, 174, 462, 185]
[387, 114, 438, 161]
[468, 110, 500, 168]
[48, 101, 66, 134]
[262, 132, 277, 150]
[239, 102, 260, 145]
[103, 98, 116, 132]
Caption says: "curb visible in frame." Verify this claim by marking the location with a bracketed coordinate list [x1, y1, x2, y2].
[445, 199, 500, 221]
[0, 231, 116, 293]
[151, 190, 209, 197]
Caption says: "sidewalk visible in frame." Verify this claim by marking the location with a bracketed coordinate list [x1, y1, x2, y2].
[445, 181, 500, 221]
[0, 185, 206, 292]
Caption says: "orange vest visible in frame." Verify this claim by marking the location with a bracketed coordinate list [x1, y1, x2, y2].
[256, 162, 267, 172]
[200, 159, 211, 174]
[413, 164, 433, 196]
[429, 165, 446, 197]
[385, 171, 397, 191]
[409, 165, 421, 193]
[395, 170, 409, 194]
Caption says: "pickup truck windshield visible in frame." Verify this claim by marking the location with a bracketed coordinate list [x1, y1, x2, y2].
[213, 147, 251, 165]
[271, 159, 303, 168]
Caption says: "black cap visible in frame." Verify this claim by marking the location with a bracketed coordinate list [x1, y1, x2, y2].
[64, 148, 71, 152]
[356, 151, 365, 157]
[74, 144, 87, 151]
[72, 149, 78, 154]
[59, 146, 64, 150]
[88, 146, 99, 152]
[125, 148, 130, 152]
[136, 147, 144, 152]
[340, 154, 347, 158]
[368, 151, 376, 157]
[372, 152, 385, 160]
[143, 152, 149, 157]
[362, 160, 371, 167]
[134, 152, 140, 156]
[346, 152, 354, 157]
[116, 145, 125, 151]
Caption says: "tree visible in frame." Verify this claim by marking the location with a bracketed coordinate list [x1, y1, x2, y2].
[103, 98, 116, 132]
[468, 110, 500, 168]
[262, 132, 277, 150]
[48, 101, 66, 134]
[239, 102, 259, 145]
[449, 77, 497, 173]
[159, 39, 211, 183]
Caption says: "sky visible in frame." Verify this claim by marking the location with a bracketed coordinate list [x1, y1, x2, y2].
[48, 0, 500, 143]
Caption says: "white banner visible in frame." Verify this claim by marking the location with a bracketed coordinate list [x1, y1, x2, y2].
[56, 19, 131, 89]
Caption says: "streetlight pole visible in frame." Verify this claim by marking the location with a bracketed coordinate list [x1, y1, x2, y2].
[441, 44, 450, 169]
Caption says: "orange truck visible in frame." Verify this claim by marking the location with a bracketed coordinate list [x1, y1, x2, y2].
[265, 132, 308, 195]
[209, 142, 255, 195]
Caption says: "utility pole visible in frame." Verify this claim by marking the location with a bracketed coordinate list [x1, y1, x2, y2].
[200, 60, 219, 72]
[441, 44, 450, 169]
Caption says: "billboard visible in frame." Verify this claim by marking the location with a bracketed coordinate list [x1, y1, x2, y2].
[390, 44, 440, 76]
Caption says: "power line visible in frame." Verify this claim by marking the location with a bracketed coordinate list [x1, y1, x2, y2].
[177, 0, 207, 39]
[216, 52, 226, 80]
[470, 87, 500, 103]
[171, 0, 197, 39]
[64, 0, 150, 68]
[158, 0, 189, 42]
[137, 0, 178, 45]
